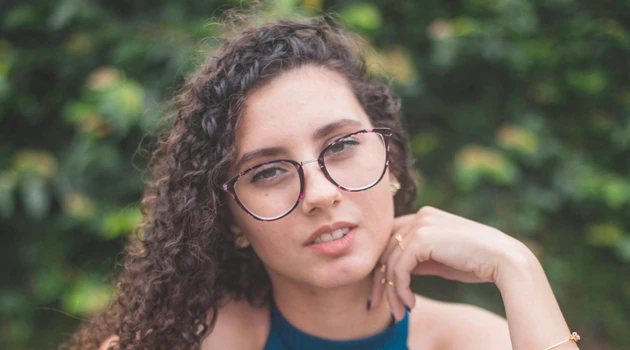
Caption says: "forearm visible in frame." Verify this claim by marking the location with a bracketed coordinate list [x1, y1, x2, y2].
[496, 243, 579, 350]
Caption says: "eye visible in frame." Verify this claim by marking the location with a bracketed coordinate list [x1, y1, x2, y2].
[250, 166, 287, 183]
[325, 138, 359, 156]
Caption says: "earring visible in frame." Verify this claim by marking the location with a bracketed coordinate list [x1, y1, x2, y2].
[390, 182, 401, 194]
[235, 235, 248, 248]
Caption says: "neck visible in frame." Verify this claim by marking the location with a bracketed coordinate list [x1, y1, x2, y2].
[270, 274, 393, 340]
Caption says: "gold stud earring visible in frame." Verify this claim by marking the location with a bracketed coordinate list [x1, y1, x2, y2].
[235, 235, 249, 248]
[390, 182, 401, 194]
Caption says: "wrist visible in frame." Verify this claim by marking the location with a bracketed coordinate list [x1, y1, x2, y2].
[494, 240, 542, 292]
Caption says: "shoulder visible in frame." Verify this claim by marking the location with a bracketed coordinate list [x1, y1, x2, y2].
[98, 300, 269, 350]
[200, 298, 269, 350]
[408, 294, 511, 350]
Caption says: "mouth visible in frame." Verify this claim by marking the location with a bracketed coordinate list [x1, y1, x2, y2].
[309, 226, 353, 245]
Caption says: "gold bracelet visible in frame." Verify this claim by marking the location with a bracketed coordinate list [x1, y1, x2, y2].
[542, 332, 581, 350]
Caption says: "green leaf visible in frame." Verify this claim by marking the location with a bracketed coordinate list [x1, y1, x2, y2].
[586, 222, 623, 247]
[101, 207, 142, 240]
[33, 267, 69, 304]
[614, 236, 630, 262]
[49, 0, 81, 30]
[566, 68, 608, 95]
[62, 277, 113, 316]
[19, 176, 49, 220]
[340, 3, 382, 33]
[0, 171, 16, 218]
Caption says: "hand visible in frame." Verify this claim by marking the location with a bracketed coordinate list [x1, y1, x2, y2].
[369, 206, 530, 321]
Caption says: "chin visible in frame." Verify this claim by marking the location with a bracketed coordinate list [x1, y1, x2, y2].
[308, 256, 376, 289]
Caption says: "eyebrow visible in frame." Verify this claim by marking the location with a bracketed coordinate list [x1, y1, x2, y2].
[233, 118, 363, 171]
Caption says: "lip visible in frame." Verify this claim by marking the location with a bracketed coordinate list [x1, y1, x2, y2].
[306, 226, 357, 256]
[304, 221, 357, 246]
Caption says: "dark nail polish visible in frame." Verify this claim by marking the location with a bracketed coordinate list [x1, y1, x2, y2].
[366, 298, 371, 310]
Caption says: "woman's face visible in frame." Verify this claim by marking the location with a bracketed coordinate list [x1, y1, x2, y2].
[227, 65, 395, 290]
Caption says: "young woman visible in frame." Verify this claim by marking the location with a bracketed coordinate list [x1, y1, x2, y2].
[65, 17, 581, 350]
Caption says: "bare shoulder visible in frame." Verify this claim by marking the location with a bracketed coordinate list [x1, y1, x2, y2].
[98, 300, 269, 350]
[200, 298, 269, 350]
[408, 294, 511, 350]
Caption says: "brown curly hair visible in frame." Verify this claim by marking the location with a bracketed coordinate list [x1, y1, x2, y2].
[62, 15, 418, 350]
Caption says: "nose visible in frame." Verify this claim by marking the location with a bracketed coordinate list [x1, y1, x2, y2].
[299, 159, 343, 215]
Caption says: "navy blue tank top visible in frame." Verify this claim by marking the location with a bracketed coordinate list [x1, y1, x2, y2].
[264, 302, 409, 350]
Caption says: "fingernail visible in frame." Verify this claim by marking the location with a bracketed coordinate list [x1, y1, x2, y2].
[404, 305, 411, 312]
[366, 297, 371, 311]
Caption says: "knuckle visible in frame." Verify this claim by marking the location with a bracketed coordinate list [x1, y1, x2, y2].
[414, 226, 431, 238]
[417, 205, 436, 217]
[393, 266, 407, 280]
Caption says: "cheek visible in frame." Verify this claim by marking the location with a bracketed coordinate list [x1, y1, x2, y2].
[353, 182, 396, 235]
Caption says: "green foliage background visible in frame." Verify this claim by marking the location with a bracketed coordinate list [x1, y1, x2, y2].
[1, 0, 629, 348]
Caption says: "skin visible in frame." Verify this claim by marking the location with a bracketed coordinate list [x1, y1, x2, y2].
[101, 65, 577, 349]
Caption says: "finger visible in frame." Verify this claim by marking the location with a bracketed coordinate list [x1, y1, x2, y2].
[385, 259, 406, 321]
[369, 264, 386, 310]
[390, 236, 416, 310]
[385, 245, 407, 322]
[373, 229, 408, 310]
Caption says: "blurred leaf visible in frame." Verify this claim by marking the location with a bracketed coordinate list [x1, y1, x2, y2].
[301, 0, 322, 11]
[19, 176, 49, 220]
[615, 236, 630, 262]
[0, 171, 17, 218]
[87, 67, 122, 91]
[427, 20, 454, 40]
[454, 145, 519, 190]
[48, 0, 81, 30]
[101, 207, 142, 240]
[62, 192, 97, 219]
[602, 179, 630, 209]
[33, 267, 69, 304]
[272, 0, 301, 14]
[586, 222, 623, 247]
[64, 33, 93, 55]
[3, 4, 38, 29]
[61, 277, 113, 316]
[451, 16, 479, 36]
[497, 124, 538, 155]
[566, 68, 609, 95]
[340, 3, 382, 34]
[12, 150, 58, 179]
[611, 118, 630, 150]
[367, 46, 417, 85]
[411, 132, 440, 156]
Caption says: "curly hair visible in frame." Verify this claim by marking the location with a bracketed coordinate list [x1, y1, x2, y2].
[63, 16, 418, 350]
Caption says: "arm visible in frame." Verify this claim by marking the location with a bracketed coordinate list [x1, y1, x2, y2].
[496, 244, 578, 350]
[369, 206, 580, 350]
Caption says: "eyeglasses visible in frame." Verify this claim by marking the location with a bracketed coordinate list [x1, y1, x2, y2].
[222, 128, 392, 221]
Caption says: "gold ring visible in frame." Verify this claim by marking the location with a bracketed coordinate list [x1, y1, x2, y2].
[394, 234, 404, 250]
[378, 263, 387, 273]
[381, 278, 395, 287]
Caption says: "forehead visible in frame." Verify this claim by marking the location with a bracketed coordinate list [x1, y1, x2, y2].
[235, 65, 372, 153]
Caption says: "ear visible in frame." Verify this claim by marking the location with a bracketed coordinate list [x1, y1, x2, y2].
[230, 224, 251, 248]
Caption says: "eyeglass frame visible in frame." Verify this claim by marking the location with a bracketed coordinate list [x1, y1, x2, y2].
[221, 128, 393, 221]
